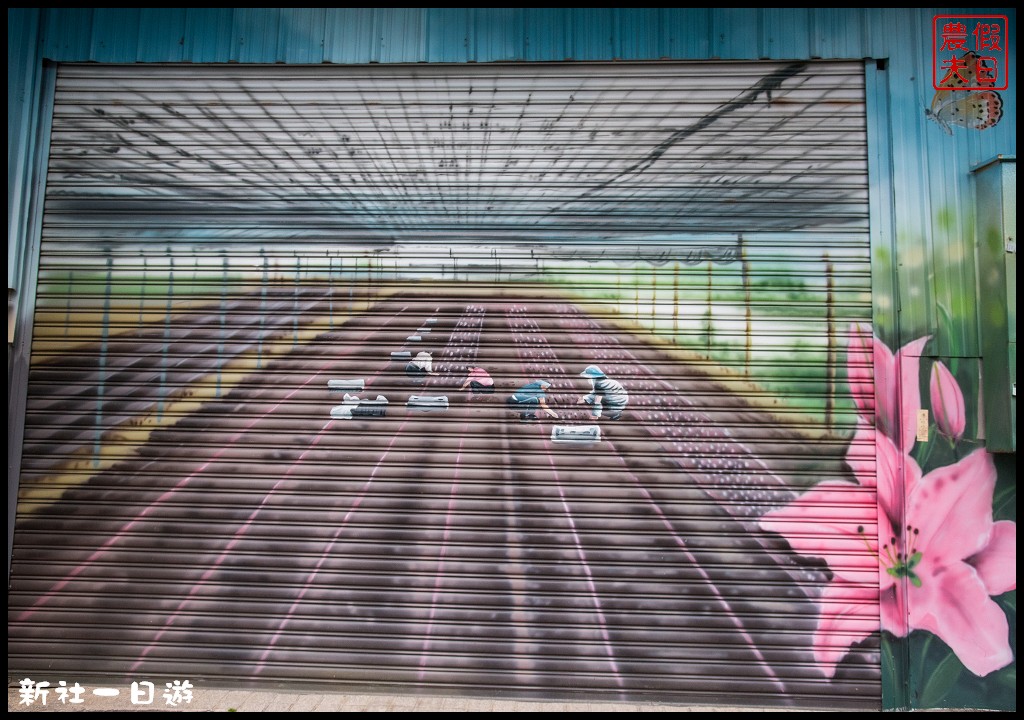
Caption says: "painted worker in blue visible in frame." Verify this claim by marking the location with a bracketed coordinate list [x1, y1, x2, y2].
[577, 365, 628, 420]
[507, 379, 559, 421]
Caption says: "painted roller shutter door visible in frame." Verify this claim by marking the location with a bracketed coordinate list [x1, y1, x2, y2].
[10, 63, 878, 707]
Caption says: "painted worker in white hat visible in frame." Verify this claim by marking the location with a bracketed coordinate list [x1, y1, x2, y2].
[405, 350, 436, 379]
[577, 365, 628, 420]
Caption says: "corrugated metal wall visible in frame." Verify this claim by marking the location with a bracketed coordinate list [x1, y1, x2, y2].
[8, 61, 878, 708]
[6, 7, 1017, 713]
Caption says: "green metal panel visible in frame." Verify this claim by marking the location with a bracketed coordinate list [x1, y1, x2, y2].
[973, 156, 1017, 452]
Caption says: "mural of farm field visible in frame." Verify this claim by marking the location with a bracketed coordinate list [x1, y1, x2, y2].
[10, 240, 884, 706]
[7, 62, 916, 708]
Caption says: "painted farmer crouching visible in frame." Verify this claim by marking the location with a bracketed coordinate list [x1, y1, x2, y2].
[577, 365, 628, 420]
[508, 379, 559, 421]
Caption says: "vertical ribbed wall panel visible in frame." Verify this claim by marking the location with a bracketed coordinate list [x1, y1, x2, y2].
[613, 8, 662, 61]
[278, 8, 327, 65]
[88, 8, 140, 63]
[137, 8, 187, 63]
[182, 7, 234, 63]
[7, 8, 45, 288]
[322, 8, 375, 66]
[425, 8, 469, 64]
[472, 8, 525, 63]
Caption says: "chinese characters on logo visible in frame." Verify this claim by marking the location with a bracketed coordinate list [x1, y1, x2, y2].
[926, 15, 1008, 134]
[933, 15, 1009, 90]
[17, 678, 194, 707]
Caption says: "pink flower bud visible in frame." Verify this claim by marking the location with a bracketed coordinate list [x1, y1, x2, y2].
[930, 361, 966, 440]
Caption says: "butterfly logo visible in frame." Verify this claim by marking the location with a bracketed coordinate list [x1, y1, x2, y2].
[925, 51, 1004, 135]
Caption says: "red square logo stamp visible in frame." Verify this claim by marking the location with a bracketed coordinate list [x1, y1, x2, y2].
[933, 15, 1009, 91]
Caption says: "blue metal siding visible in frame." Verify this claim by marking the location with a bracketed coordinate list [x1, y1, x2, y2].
[7, 8, 44, 289]
[137, 9, 187, 63]
[811, 9, 864, 60]
[323, 8, 375, 65]
[426, 8, 469, 64]
[40, 7, 93, 59]
[279, 8, 327, 65]
[377, 7, 425, 64]
[711, 9, 759, 59]
[663, 8, 712, 60]
[233, 7, 282, 64]
[183, 8, 234, 63]
[569, 8, 615, 61]
[472, 7, 526, 62]
[761, 8, 809, 60]
[524, 8, 567, 62]
[613, 8, 661, 61]
[89, 7, 141, 63]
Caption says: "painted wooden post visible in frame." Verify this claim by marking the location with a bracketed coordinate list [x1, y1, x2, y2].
[258, 249, 268, 369]
[157, 250, 174, 422]
[825, 254, 835, 435]
[94, 253, 113, 467]
[672, 261, 680, 342]
[741, 235, 751, 377]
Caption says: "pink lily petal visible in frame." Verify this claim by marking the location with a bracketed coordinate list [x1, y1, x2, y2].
[909, 448, 997, 561]
[813, 580, 880, 677]
[930, 361, 966, 440]
[760, 482, 877, 586]
[849, 328, 930, 452]
[843, 418, 877, 490]
[880, 578, 908, 637]
[846, 323, 876, 417]
[866, 332, 929, 453]
[908, 561, 1013, 677]
[870, 332, 897, 433]
[848, 420, 922, 530]
[875, 501, 897, 593]
[970, 520, 1017, 595]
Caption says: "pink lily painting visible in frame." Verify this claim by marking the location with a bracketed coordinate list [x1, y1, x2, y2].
[761, 327, 1016, 679]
